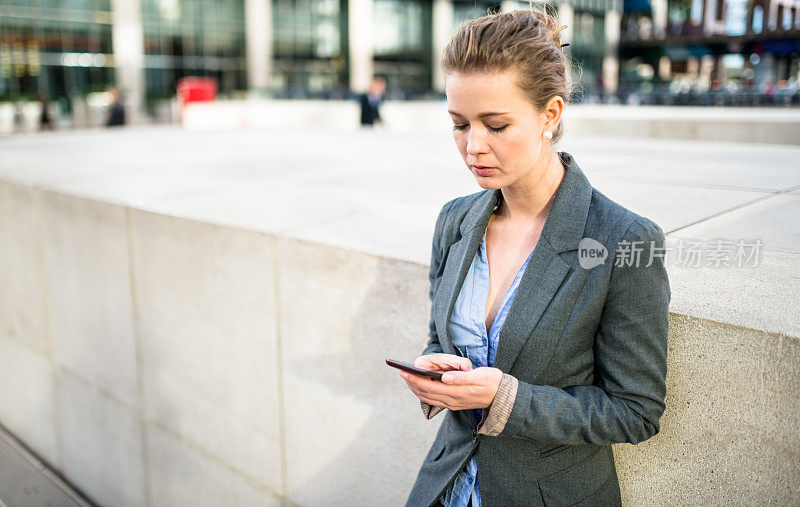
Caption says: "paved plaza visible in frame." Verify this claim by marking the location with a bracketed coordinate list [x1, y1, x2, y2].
[2, 125, 797, 337]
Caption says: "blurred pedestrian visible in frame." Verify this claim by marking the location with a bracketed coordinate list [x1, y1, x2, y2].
[38, 92, 54, 131]
[358, 76, 386, 127]
[106, 86, 126, 127]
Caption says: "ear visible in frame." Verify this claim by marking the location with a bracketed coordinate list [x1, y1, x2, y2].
[542, 95, 564, 133]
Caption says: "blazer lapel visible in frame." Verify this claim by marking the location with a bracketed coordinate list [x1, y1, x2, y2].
[434, 188, 500, 356]
[494, 152, 594, 376]
[492, 235, 569, 373]
[434, 152, 593, 378]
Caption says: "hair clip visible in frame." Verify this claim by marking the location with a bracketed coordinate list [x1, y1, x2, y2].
[560, 43, 570, 48]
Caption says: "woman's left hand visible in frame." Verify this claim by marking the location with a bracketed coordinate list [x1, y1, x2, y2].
[401, 366, 503, 411]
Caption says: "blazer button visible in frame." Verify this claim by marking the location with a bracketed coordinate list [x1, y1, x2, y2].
[472, 429, 478, 443]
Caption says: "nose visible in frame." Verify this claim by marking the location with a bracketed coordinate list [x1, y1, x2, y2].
[466, 127, 489, 156]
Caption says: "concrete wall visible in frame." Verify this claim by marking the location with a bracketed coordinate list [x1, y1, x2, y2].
[180, 100, 800, 146]
[1, 180, 798, 506]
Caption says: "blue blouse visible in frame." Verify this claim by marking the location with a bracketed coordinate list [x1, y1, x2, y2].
[441, 224, 534, 507]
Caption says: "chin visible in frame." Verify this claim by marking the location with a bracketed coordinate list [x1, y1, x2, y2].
[474, 178, 502, 190]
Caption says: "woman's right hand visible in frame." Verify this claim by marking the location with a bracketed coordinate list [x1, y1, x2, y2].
[413, 353, 473, 374]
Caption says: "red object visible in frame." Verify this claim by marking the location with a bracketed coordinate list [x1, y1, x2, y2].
[176, 77, 217, 123]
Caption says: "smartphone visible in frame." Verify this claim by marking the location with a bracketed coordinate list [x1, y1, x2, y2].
[386, 358, 444, 381]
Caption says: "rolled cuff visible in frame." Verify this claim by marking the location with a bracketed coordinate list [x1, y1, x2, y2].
[420, 400, 445, 420]
[477, 373, 519, 436]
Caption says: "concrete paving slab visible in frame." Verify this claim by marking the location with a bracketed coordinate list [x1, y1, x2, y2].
[41, 192, 140, 409]
[41, 167, 246, 209]
[146, 423, 282, 506]
[664, 243, 800, 337]
[614, 314, 800, 505]
[585, 145, 800, 192]
[147, 178, 381, 237]
[129, 209, 283, 492]
[588, 177, 767, 233]
[276, 238, 441, 506]
[56, 371, 145, 507]
[0, 336, 59, 470]
[564, 104, 800, 121]
[286, 204, 441, 266]
[670, 193, 800, 253]
[0, 182, 48, 355]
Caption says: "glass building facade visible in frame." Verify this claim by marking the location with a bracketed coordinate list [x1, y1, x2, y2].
[372, 0, 432, 97]
[453, 0, 500, 24]
[272, 0, 347, 97]
[571, 10, 607, 96]
[1, 0, 632, 114]
[620, 0, 800, 104]
[141, 0, 247, 103]
[0, 0, 114, 102]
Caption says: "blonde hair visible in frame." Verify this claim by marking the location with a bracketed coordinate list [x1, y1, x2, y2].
[441, 7, 578, 144]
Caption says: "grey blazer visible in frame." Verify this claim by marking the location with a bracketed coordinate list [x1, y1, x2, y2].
[406, 151, 670, 507]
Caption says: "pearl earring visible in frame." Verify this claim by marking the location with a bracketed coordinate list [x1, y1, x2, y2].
[543, 131, 553, 140]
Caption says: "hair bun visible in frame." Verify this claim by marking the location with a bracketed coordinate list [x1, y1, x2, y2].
[529, 10, 568, 48]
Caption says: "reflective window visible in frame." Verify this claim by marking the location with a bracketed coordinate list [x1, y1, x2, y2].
[690, 0, 703, 24]
[452, 1, 500, 29]
[782, 7, 793, 30]
[373, 0, 425, 56]
[752, 5, 763, 33]
[372, 0, 432, 97]
[0, 1, 113, 101]
[272, 0, 346, 97]
[571, 10, 606, 96]
[141, 0, 247, 102]
[724, 0, 748, 35]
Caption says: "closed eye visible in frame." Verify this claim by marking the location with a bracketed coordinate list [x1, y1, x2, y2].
[452, 123, 508, 133]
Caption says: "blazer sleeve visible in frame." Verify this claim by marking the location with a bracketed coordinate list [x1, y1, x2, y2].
[418, 198, 457, 420]
[494, 218, 671, 445]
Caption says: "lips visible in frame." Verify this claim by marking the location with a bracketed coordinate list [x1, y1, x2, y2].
[472, 165, 495, 176]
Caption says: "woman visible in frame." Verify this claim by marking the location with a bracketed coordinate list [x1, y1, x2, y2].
[399, 8, 670, 507]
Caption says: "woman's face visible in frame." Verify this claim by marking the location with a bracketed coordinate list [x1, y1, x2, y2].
[445, 69, 560, 190]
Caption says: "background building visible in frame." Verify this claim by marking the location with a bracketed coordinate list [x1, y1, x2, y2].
[619, 0, 800, 104]
[1, 0, 624, 117]
[0, 0, 115, 115]
[4, 0, 796, 121]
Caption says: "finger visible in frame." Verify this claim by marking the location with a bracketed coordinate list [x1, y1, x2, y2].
[441, 370, 476, 385]
[430, 355, 474, 371]
[409, 377, 466, 399]
[405, 379, 434, 401]
[402, 374, 437, 394]
[415, 358, 458, 372]
[417, 354, 473, 372]
[404, 379, 457, 407]
[402, 371, 441, 386]
[430, 359, 472, 372]
[417, 391, 459, 408]
[417, 393, 448, 409]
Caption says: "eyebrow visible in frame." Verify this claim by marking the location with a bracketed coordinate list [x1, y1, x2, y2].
[448, 110, 511, 119]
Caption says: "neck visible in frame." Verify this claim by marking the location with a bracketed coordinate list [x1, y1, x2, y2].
[496, 150, 565, 223]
